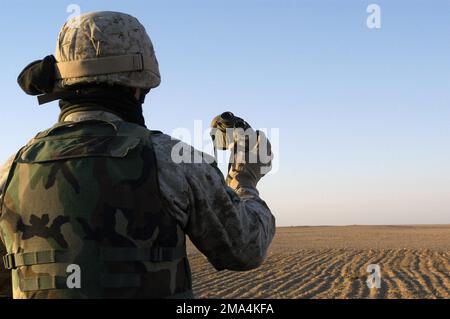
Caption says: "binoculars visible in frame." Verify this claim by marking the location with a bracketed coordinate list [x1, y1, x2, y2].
[210, 112, 251, 150]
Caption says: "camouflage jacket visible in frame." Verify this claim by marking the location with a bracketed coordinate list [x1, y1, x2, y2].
[0, 111, 275, 299]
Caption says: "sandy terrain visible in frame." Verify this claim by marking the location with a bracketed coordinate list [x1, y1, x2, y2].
[187, 225, 450, 299]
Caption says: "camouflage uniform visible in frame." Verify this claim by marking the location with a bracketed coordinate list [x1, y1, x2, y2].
[0, 111, 275, 299]
[0, 11, 275, 299]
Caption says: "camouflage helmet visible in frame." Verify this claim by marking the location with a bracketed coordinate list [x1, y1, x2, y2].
[54, 11, 161, 90]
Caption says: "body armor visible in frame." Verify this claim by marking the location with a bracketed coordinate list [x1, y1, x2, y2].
[0, 119, 192, 299]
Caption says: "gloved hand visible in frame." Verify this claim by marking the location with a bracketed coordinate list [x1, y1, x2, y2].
[211, 112, 273, 194]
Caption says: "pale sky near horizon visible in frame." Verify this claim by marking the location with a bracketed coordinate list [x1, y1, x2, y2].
[0, 0, 449, 226]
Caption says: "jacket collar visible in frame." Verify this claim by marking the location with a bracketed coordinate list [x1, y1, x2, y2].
[62, 111, 123, 123]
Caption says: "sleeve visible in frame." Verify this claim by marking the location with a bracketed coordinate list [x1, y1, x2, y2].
[0, 155, 14, 298]
[184, 160, 276, 272]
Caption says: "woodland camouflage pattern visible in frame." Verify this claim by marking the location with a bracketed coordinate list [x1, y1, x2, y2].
[0, 112, 276, 299]
[55, 11, 161, 90]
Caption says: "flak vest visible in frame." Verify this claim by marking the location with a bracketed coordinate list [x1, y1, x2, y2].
[0, 119, 193, 298]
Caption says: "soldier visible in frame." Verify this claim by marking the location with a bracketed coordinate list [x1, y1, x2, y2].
[0, 11, 275, 299]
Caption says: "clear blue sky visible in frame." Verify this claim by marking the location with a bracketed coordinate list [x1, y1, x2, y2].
[1, 0, 449, 226]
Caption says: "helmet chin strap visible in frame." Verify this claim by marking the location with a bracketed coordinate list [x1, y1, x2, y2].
[37, 90, 78, 105]
[37, 87, 149, 106]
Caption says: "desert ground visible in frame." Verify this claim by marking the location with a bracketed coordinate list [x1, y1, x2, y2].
[187, 225, 450, 299]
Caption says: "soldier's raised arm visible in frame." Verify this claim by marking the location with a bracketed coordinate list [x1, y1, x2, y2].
[183, 126, 276, 271]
